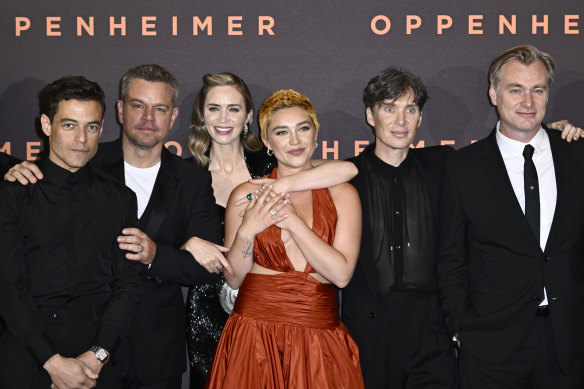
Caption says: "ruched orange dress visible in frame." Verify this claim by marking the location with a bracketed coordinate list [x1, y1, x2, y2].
[205, 173, 364, 389]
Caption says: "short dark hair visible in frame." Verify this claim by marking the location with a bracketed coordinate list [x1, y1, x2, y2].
[39, 75, 106, 122]
[120, 64, 179, 106]
[363, 67, 428, 111]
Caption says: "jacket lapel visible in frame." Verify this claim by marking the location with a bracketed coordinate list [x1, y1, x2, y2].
[95, 139, 125, 184]
[544, 127, 569, 252]
[139, 147, 179, 238]
[482, 130, 541, 249]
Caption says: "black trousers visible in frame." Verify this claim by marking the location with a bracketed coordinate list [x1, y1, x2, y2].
[365, 291, 457, 389]
[119, 339, 182, 389]
[459, 315, 584, 389]
[0, 302, 123, 389]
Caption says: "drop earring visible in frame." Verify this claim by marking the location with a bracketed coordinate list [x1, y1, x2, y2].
[267, 148, 273, 156]
[202, 120, 207, 130]
[243, 124, 249, 139]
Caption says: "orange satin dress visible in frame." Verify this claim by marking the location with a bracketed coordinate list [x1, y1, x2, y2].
[205, 172, 364, 389]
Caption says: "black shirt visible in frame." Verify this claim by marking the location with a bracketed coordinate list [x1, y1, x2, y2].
[0, 157, 142, 366]
[349, 143, 453, 294]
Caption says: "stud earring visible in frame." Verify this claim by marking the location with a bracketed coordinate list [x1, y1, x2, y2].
[243, 124, 249, 139]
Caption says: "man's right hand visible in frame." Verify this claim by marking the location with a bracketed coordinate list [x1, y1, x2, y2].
[4, 160, 43, 185]
[44, 354, 98, 389]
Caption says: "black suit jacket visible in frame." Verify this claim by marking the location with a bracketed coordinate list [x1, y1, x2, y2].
[0, 152, 20, 337]
[342, 143, 452, 368]
[438, 126, 584, 373]
[94, 140, 222, 382]
[0, 152, 19, 179]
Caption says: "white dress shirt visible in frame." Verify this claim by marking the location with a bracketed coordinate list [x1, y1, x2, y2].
[496, 124, 556, 306]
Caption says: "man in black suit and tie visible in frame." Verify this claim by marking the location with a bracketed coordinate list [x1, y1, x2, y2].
[438, 45, 584, 388]
[5, 65, 223, 388]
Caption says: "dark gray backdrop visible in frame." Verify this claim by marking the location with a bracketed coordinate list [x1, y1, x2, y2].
[1, 1, 583, 387]
[2, 0, 583, 161]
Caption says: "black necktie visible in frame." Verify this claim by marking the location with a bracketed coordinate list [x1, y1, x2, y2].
[523, 144, 540, 240]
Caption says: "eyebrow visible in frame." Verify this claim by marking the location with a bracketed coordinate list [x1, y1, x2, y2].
[58, 118, 102, 125]
[271, 121, 312, 131]
[207, 103, 243, 107]
[129, 98, 170, 108]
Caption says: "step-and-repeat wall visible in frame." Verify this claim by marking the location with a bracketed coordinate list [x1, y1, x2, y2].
[2, 0, 583, 160]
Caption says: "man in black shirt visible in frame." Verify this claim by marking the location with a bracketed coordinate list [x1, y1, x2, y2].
[0, 76, 142, 388]
[342, 67, 457, 389]
[5, 65, 223, 388]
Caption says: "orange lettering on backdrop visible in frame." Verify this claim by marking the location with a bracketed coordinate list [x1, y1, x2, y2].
[499, 15, 516, 34]
[437, 15, 452, 34]
[15, 17, 31, 36]
[532, 15, 548, 34]
[110, 16, 127, 36]
[193, 16, 212, 35]
[46, 17, 61, 36]
[468, 15, 483, 34]
[354, 141, 369, 156]
[371, 15, 391, 35]
[228, 16, 243, 35]
[172, 16, 178, 36]
[320, 141, 338, 160]
[165, 141, 182, 156]
[142, 16, 156, 36]
[27, 142, 41, 161]
[0, 142, 11, 154]
[410, 140, 425, 148]
[77, 17, 94, 36]
[565, 15, 579, 34]
[259, 16, 275, 35]
[441, 140, 455, 146]
[406, 15, 421, 34]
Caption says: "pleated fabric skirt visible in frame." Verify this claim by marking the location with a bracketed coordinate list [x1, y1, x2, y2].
[205, 272, 364, 389]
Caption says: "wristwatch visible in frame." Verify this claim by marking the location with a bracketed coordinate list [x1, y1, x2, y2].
[90, 346, 110, 364]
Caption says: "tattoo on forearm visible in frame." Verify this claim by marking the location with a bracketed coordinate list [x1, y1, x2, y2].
[242, 241, 253, 259]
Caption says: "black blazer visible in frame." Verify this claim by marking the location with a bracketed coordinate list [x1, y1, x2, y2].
[94, 140, 222, 382]
[0, 152, 19, 179]
[438, 126, 584, 373]
[342, 143, 452, 367]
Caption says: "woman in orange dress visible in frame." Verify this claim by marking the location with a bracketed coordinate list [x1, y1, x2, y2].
[205, 89, 364, 389]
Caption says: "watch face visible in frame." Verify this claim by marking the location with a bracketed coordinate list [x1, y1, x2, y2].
[95, 349, 108, 360]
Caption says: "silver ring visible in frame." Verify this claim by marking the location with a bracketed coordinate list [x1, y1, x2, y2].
[136, 244, 143, 254]
[269, 209, 277, 217]
[215, 263, 223, 270]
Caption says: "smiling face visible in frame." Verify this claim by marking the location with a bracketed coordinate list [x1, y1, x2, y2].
[41, 99, 103, 172]
[117, 78, 179, 150]
[489, 59, 549, 142]
[366, 90, 422, 153]
[263, 106, 316, 172]
[203, 85, 253, 147]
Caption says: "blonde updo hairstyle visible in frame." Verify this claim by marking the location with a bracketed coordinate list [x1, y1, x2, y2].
[258, 89, 320, 141]
[187, 72, 263, 166]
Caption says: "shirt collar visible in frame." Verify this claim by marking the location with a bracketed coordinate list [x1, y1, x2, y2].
[495, 121, 549, 159]
[38, 156, 91, 187]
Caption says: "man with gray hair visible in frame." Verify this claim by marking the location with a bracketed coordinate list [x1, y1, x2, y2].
[438, 45, 584, 388]
[6, 65, 223, 388]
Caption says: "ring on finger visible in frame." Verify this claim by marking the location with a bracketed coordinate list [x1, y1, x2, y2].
[215, 263, 223, 270]
[270, 209, 278, 217]
[247, 193, 252, 201]
[136, 243, 144, 254]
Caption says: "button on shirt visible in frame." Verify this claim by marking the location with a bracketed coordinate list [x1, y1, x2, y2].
[0, 157, 142, 366]
[496, 125, 557, 305]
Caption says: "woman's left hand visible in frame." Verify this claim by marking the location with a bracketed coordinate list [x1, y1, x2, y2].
[181, 237, 232, 274]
